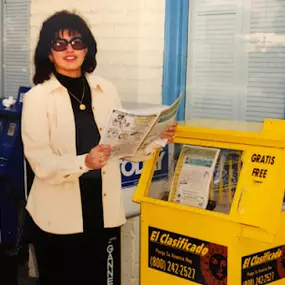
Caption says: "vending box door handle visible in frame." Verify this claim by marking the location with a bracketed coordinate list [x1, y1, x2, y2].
[237, 188, 246, 213]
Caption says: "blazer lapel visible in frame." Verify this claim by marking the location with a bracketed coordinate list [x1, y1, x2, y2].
[87, 75, 111, 137]
[52, 86, 77, 156]
[90, 86, 105, 134]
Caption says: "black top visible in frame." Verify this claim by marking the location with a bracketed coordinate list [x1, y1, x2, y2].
[55, 72, 104, 232]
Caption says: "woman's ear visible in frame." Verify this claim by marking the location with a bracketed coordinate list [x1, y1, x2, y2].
[49, 54, 54, 63]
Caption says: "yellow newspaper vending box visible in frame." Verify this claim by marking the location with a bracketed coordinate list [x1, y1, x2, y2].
[133, 119, 285, 285]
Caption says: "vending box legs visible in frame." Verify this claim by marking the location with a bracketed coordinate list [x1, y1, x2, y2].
[133, 119, 285, 285]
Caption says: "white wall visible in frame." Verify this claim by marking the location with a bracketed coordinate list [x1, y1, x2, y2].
[29, 1, 165, 284]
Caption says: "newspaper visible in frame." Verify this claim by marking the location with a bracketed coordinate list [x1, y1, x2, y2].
[168, 145, 220, 209]
[100, 94, 182, 161]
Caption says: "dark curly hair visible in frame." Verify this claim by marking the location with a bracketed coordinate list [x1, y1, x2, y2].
[33, 10, 97, 85]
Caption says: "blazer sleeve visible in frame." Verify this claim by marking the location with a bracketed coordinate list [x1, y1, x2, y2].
[21, 87, 89, 185]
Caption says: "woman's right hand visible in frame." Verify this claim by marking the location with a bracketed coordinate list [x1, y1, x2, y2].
[85, 144, 112, 170]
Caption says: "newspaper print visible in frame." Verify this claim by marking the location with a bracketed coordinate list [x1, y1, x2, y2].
[168, 145, 220, 209]
[100, 94, 182, 161]
[100, 109, 158, 161]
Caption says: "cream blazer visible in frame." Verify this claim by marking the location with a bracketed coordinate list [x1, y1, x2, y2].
[21, 74, 153, 234]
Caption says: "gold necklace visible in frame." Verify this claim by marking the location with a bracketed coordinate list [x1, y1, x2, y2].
[68, 80, 86, 111]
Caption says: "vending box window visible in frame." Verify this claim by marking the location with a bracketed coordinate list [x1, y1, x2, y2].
[133, 119, 285, 285]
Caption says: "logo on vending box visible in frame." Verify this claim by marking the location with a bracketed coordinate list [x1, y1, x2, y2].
[121, 146, 169, 188]
[148, 227, 228, 284]
[277, 245, 285, 279]
[242, 245, 285, 285]
[200, 244, 228, 285]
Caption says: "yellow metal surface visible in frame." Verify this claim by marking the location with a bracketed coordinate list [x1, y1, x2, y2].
[134, 119, 285, 285]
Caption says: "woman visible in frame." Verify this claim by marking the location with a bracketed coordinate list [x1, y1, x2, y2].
[22, 10, 176, 285]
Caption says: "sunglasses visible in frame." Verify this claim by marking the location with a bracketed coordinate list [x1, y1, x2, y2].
[51, 37, 85, 52]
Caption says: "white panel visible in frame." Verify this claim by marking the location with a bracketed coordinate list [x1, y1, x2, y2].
[186, 0, 243, 120]
[3, 0, 30, 99]
[246, 0, 285, 121]
[186, 0, 285, 122]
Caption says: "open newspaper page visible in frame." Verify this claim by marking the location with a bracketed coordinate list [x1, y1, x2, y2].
[100, 94, 182, 161]
[168, 145, 220, 209]
[135, 93, 182, 156]
[99, 109, 158, 161]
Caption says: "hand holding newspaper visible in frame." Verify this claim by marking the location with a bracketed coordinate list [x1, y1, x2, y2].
[99, 93, 182, 161]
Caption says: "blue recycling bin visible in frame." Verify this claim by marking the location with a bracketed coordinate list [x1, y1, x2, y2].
[0, 87, 30, 245]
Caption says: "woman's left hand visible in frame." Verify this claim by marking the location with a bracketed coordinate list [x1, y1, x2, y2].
[161, 122, 178, 144]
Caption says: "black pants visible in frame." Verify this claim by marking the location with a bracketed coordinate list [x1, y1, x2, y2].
[0, 245, 18, 285]
[31, 221, 121, 285]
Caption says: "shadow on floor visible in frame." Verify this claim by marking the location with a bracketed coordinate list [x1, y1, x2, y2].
[18, 263, 38, 285]
[1, 245, 38, 285]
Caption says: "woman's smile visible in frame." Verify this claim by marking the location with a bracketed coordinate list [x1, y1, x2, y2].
[63, 55, 78, 62]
